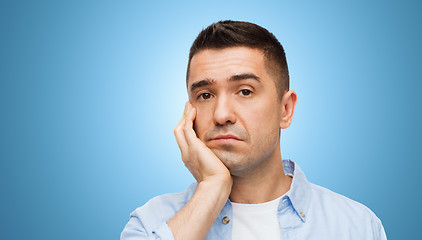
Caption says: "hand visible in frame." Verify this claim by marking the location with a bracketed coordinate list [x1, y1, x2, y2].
[174, 102, 232, 184]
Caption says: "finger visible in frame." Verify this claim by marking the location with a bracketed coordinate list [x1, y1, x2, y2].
[174, 103, 189, 153]
[183, 103, 199, 145]
[175, 122, 188, 154]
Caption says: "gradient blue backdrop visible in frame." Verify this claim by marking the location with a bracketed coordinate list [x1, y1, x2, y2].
[1, 0, 421, 239]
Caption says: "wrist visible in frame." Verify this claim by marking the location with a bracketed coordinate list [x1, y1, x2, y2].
[198, 176, 232, 198]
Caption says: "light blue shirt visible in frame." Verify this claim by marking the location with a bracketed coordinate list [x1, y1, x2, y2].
[121, 160, 387, 239]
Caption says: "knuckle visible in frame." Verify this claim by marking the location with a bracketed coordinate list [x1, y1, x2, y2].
[175, 125, 183, 134]
[183, 124, 189, 134]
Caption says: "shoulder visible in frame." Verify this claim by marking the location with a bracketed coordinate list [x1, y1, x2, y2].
[310, 183, 376, 218]
[129, 183, 197, 229]
[121, 183, 198, 239]
[308, 183, 386, 239]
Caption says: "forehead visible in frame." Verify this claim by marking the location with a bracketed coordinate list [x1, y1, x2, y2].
[188, 47, 267, 87]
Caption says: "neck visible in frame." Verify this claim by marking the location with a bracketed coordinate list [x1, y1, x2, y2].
[229, 144, 292, 204]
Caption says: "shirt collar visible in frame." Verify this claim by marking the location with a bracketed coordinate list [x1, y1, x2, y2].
[213, 159, 312, 225]
[282, 159, 311, 223]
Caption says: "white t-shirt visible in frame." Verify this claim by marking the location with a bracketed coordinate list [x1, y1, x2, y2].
[231, 195, 283, 240]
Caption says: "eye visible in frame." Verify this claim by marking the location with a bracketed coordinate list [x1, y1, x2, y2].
[198, 92, 213, 100]
[239, 89, 252, 96]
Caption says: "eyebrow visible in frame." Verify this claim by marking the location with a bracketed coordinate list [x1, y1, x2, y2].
[190, 78, 215, 93]
[229, 73, 260, 82]
[189, 73, 260, 93]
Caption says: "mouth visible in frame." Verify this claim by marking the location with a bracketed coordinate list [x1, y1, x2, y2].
[211, 134, 242, 142]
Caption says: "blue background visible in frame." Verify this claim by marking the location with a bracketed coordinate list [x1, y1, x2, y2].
[1, 0, 421, 239]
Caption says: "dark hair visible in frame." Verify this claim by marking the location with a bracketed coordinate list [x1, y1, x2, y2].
[186, 20, 289, 98]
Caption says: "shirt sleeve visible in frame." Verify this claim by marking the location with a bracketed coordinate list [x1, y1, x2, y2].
[378, 224, 387, 240]
[120, 215, 175, 240]
[372, 213, 387, 240]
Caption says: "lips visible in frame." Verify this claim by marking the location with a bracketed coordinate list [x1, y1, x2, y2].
[211, 134, 242, 141]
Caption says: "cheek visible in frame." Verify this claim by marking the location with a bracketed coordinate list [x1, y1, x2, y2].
[193, 106, 212, 139]
[243, 102, 281, 135]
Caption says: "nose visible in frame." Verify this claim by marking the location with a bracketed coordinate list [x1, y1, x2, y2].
[213, 95, 237, 126]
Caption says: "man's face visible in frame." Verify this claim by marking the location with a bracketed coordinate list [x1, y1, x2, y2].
[187, 47, 284, 176]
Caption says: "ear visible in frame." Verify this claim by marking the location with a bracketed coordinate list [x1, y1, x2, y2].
[279, 90, 297, 129]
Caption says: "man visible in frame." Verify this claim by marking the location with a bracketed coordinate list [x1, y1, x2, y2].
[121, 20, 386, 240]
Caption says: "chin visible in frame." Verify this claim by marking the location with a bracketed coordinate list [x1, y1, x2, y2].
[213, 149, 238, 164]
[212, 149, 248, 174]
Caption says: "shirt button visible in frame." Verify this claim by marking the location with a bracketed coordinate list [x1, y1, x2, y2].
[222, 216, 230, 224]
[300, 212, 306, 218]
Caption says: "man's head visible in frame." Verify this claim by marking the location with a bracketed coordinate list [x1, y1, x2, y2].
[186, 21, 297, 177]
[187, 20, 289, 100]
